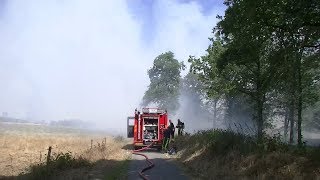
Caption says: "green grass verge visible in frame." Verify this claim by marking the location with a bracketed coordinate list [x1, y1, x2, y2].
[104, 159, 130, 180]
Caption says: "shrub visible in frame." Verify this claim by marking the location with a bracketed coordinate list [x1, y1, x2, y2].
[114, 135, 124, 142]
[27, 152, 91, 180]
[183, 129, 292, 157]
[257, 133, 289, 153]
[206, 129, 255, 156]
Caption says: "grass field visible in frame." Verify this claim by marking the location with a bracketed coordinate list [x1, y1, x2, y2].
[0, 122, 130, 178]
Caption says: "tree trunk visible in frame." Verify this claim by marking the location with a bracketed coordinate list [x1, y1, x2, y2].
[297, 56, 303, 146]
[213, 99, 217, 129]
[225, 96, 233, 127]
[255, 60, 265, 141]
[257, 97, 264, 140]
[289, 54, 297, 144]
[289, 93, 295, 144]
[284, 108, 289, 142]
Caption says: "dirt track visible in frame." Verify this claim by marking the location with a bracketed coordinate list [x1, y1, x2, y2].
[127, 150, 190, 180]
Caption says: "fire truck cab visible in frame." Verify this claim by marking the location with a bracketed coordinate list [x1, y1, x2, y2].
[127, 108, 168, 149]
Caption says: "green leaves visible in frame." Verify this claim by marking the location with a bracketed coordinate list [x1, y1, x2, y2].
[189, 36, 228, 99]
[142, 51, 184, 114]
[189, 0, 320, 140]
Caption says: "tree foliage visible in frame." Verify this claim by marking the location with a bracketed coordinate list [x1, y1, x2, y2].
[142, 51, 184, 113]
[141, 0, 319, 146]
[190, 0, 320, 143]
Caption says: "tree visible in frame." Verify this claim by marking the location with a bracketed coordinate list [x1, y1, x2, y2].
[213, 1, 286, 139]
[213, 0, 320, 143]
[189, 36, 228, 128]
[142, 51, 184, 114]
[181, 72, 223, 129]
[259, 0, 320, 145]
[189, 35, 227, 100]
[181, 72, 206, 108]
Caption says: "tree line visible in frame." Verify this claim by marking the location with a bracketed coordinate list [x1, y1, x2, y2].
[142, 0, 320, 146]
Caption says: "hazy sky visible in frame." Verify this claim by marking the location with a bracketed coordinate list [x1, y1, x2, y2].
[0, 0, 225, 133]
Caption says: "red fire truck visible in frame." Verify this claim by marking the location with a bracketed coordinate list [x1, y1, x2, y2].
[127, 108, 168, 150]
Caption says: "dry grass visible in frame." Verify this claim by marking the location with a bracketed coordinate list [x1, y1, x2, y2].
[174, 129, 320, 180]
[0, 122, 130, 178]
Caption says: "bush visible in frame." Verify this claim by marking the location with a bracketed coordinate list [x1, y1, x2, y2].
[27, 152, 91, 180]
[114, 135, 124, 142]
[205, 129, 255, 156]
[257, 133, 289, 153]
[182, 129, 292, 157]
[53, 152, 90, 169]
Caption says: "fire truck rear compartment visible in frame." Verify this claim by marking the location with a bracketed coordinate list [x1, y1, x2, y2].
[143, 117, 158, 145]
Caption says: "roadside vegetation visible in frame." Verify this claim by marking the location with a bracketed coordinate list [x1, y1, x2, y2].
[142, 1, 319, 178]
[25, 142, 130, 180]
[175, 129, 320, 179]
[25, 152, 91, 180]
[143, 0, 319, 145]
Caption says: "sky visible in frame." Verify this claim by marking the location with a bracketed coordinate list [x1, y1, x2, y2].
[0, 0, 225, 134]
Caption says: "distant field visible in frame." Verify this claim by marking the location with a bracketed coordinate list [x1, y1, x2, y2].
[0, 122, 106, 136]
[0, 122, 129, 177]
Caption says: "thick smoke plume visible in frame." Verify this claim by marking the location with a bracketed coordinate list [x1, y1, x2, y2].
[0, 0, 223, 135]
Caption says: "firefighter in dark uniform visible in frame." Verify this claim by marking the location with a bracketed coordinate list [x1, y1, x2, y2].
[176, 119, 184, 136]
[168, 120, 175, 139]
[162, 127, 171, 151]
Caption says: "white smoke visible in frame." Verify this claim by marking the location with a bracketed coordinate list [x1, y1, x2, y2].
[0, 0, 224, 134]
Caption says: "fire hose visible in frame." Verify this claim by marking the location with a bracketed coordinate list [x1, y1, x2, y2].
[132, 142, 155, 180]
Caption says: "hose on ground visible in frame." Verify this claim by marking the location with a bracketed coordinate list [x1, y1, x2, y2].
[132, 142, 155, 180]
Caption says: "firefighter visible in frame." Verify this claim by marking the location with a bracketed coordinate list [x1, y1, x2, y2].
[168, 120, 175, 139]
[162, 127, 170, 152]
[176, 119, 184, 136]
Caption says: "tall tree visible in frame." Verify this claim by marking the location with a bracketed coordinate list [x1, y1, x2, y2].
[179, 72, 218, 129]
[261, 0, 320, 145]
[142, 51, 184, 114]
[214, 0, 320, 143]
[187, 0, 319, 143]
[189, 36, 227, 127]
[214, 0, 286, 139]
[189, 35, 227, 102]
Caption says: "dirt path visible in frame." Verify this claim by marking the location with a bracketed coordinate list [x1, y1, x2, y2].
[127, 151, 190, 180]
